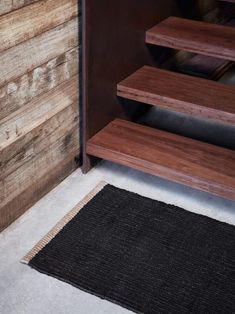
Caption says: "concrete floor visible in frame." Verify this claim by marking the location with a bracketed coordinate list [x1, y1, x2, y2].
[1, 161, 235, 314]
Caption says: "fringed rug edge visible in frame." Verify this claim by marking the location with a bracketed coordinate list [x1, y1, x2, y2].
[21, 181, 107, 265]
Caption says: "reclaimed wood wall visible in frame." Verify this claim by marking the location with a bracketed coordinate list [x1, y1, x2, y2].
[0, 0, 80, 231]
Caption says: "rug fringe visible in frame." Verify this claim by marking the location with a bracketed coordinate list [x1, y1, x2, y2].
[21, 181, 107, 264]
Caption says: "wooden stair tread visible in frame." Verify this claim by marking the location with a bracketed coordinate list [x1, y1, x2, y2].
[177, 19, 235, 80]
[87, 119, 235, 201]
[177, 54, 233, 80]
[117, 66, 235, 126]
[146, 17, 235, 61]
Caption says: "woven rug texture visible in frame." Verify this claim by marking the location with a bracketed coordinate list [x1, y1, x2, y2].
[23, 183, 235, 314]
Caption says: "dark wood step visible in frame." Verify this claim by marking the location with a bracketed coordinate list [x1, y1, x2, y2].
[87, 119, 235, 201]
[117, 66, 235, 126]
[177, 54, 232, 80]
[176, 20, 235, 80]
[146, 17, 235, 61]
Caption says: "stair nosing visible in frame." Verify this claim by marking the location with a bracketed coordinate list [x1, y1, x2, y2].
[146, 17, 235, 62]
[87, 119, 235, 201]
[117, 66, 235, 126]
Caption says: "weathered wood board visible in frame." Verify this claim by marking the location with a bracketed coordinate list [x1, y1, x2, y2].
[0, 47, 79, 121]
[0, 102, 79, 179]
[0, 17, 79, 88]
[0, 0, 78, 52]
[0, 0, 39, 16]
[0, 77, 79, 176]
[0, 77, 78, 148]
[0, 141, 79, 231]
[0, 120, 79, 208]
[0, 0, 80, 231]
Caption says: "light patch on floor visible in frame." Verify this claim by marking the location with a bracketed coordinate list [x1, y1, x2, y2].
[0, 161, 235, 314]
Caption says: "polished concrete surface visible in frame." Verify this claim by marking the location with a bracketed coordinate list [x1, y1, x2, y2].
[1, 161, 235, 314]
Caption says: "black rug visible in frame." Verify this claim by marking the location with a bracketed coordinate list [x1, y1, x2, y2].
[23, 183, 235, 314]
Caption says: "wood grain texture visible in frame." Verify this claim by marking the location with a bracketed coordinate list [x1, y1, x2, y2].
[0, 144, 79, 232]
[177, 19, 235, 79]
[117, 66, 235, 125]
[0, 47, 79, 121]
[146, 17, 235, 61]
[0, 77, 79, 219]
[87, 119, 235, 201]
[0, 17, 78, 87]
[0, 123, 79, 208]
[0, 0, 78, 53]
[0, 0, 80, 231]
[0, 77, 78, 150]
[0, 103, 79, 180]
[0, 0, 39, 16]
[0, 100, 79, 180]
[0, 76, 79, 220]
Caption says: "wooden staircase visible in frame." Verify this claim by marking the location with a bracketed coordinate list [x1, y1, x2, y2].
[85, 11, 235, 201]
[146, 17, 235, 61]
